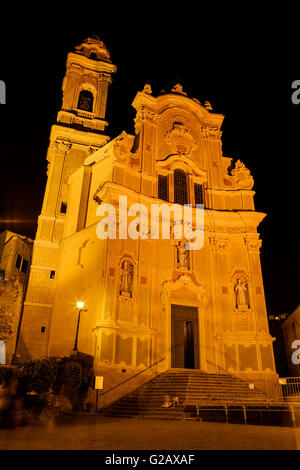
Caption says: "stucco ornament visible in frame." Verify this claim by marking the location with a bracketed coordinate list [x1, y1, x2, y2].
[120, 260, 134, 298]
[177, 241, 189, 269]
[234, 277, 250, 308]
[204, 101, 213, 110]
[171, 83, 187, 95]
[231, 160, 254, 189]
[142, 83, 152, 94]
[113, 131, 135, 162]
[164, 122, 197, 156]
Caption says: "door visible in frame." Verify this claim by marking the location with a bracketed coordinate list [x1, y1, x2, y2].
[171, 305, 199, 369]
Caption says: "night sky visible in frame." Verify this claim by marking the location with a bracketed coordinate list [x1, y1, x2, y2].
[0, 10, 298, 317]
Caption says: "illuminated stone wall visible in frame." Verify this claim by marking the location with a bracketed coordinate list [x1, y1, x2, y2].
[18, 40, 277, 396]
[47, 83, 276, 388]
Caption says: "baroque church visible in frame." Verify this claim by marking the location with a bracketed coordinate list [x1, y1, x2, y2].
[17, 36, 277, 398]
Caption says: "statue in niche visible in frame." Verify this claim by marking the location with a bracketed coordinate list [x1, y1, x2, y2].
[234, 278, 250, 308]
[120, 260, 134, 297]
[177, 241, 189, 269]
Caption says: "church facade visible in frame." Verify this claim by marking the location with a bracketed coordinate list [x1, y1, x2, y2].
[17, 37, 277, 394]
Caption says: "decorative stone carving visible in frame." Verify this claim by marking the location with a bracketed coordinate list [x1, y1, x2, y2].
[142, 83, 152, 94]
[209, 237, 229, 252]
[164, 122, 197, 156]
[161, 273, 208, 306]
[177, 240, 189, 269]
[234, 278, 250, 309]
[113, 131, 135, 162]
[171, 83, 187, 95]
[231, 160, 254, 189]
[74, 36, 112, 62]
[51, 140, 72, 155]
[244, 237, 262, 253]
[79, 74, 98, 89]
[202, 125, 222, 141]
[120, 260, 134, 298]
[88, 146, 101, 155]
[204, 101, 213, 110]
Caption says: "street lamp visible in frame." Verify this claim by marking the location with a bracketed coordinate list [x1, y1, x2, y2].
[73, 301, 87, 352]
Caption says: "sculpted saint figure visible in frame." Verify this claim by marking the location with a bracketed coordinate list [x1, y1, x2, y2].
[177, 241, 189, 268]
[234, 278, 250, 308]
[120, 260, 133, 297]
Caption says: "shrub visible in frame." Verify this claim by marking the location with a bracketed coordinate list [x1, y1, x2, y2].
[54, 353, 94, 410]
[17, 357, 60, 395]
[17, 352, 94, 412]
[0, 365, 16, 384]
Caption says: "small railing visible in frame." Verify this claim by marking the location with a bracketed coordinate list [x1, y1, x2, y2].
[206, 360, 271, 402]
[280, 377, 300, 401]
[98, 357, 166, 400]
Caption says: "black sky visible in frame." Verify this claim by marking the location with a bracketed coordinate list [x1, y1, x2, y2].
[0, 9, 298, 317]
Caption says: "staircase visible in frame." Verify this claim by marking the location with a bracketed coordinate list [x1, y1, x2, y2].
[100, 369, 271, 421]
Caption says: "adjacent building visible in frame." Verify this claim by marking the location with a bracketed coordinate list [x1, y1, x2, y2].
[0, 230, 33, 363]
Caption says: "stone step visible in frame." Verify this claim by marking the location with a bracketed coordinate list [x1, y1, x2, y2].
[101, 370, 272, 419]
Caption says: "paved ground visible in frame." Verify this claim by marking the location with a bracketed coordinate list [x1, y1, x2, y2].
[0, 414, 300, 450]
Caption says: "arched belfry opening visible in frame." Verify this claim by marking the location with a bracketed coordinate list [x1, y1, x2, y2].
[78, 90, 94, 112]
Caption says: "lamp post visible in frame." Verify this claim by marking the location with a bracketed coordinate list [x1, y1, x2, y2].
[73, 301, 87, 352]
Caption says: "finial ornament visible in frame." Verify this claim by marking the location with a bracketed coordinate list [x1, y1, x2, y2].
[231, 160, 254, 189]
[142, 83, 152, 94]
[171, 83, 187, 95]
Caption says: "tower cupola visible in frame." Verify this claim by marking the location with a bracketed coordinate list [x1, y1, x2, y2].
[57, 36, 116, 133]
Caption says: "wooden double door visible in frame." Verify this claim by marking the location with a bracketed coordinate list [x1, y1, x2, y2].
[171, 305, 199, 369]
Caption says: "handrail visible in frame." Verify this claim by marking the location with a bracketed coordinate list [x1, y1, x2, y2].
[98, 356, 166, 398]
[207, 360, 236, 378]
[207, 360, 270, 398]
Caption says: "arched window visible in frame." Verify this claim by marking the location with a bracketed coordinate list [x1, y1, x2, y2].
[158, 174, 169, 202]
[89, 52, 97, 60]
[78, 90, 94, 112]
[194, 183, 205, 207]
[174, 169, 188, 205]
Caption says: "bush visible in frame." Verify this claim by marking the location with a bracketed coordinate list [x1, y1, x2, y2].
[0, 365, 16, 384]
[17, 352, 94, 412]
[17, 357, 60, 395]
[54, 353, 94, 410]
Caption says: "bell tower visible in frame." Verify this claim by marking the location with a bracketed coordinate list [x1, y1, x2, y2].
[17, 37, 116, 361]
[58, 35, 116, 133]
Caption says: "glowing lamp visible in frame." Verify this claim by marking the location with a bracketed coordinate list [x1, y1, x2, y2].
[77, 301, 85, 309]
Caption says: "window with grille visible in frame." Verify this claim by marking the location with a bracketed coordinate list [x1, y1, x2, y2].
[158, 174, 169, 202]
[174, 170, 188, 205]
[194, 183, 205, 206]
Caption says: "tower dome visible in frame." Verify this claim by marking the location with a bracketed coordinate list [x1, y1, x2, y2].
[74, 36, 112, 62]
